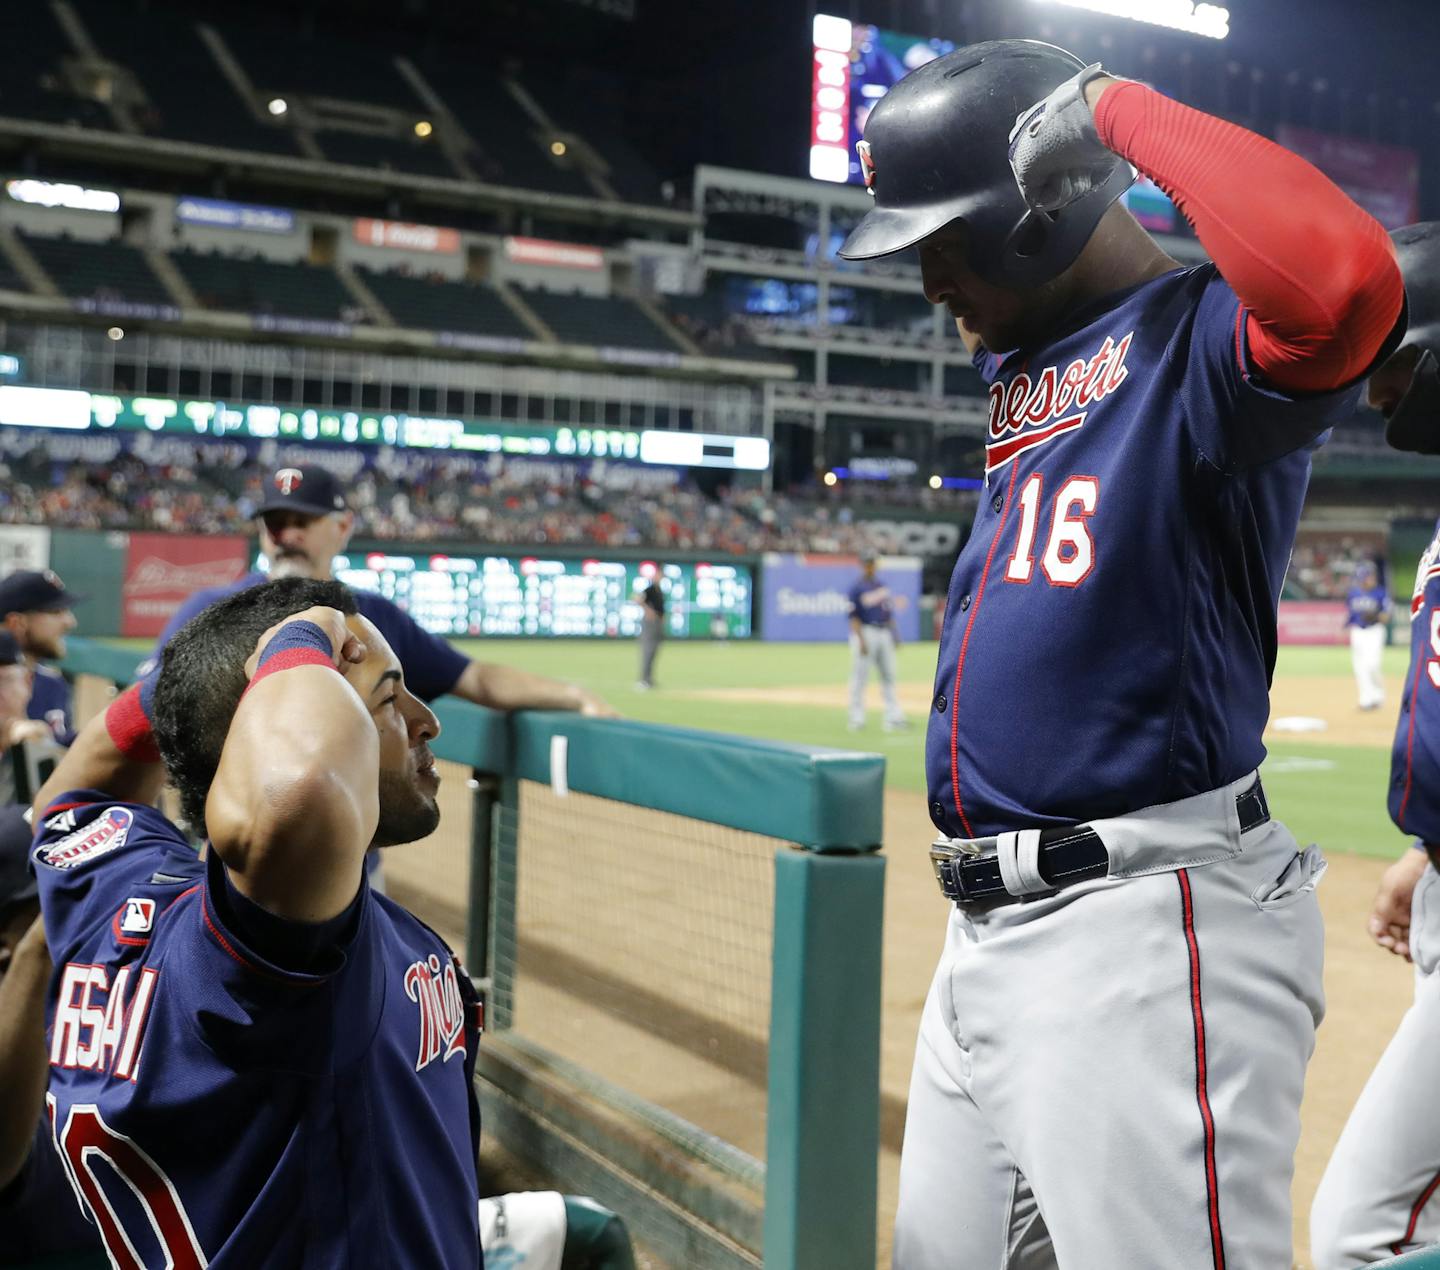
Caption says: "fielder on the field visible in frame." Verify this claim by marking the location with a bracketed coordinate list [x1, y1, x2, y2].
[1312, 224, 1440, 1269]
[848, 551, 908, 732]
[1347, 558, 1391, 711]
[841, 39, 1403, 1268]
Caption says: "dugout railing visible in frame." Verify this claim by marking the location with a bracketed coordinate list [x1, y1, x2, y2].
[56, 638, 887, 1270]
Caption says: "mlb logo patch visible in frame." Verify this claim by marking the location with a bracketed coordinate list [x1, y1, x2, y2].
[120, 898, 155, 935]
[40, 808, 133, 870]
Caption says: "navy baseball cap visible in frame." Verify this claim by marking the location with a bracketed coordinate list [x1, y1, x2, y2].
[0, 803, 37, 911]
[254, 465, 349, 518]
[0, 569, 85, 617]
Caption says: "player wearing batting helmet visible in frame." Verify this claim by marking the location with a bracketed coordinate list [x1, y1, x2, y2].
[29, 578, 485, 1266]
[1311, 223, 1440, 1268]
[844, 40, 1404, 1268]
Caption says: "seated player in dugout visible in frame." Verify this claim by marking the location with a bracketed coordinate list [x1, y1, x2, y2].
[144, 462, 617, 720]
[1311, 224, 1440, 1268]
[28, 578, 489, 1266]
[840, 39, 1404, 1270]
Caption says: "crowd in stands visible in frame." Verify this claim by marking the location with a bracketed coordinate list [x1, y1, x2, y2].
[0, 433, 976, 556]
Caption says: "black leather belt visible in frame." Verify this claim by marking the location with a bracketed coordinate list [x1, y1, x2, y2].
[930, 779, 1270, 908]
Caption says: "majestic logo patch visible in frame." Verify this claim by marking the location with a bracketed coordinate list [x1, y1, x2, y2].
[985, 333, 1133, 474]
[404, 953, 467, 1072]
[120, 898, 156, 935]
[45, 808, 78, 833]
[40, 809, 133, 870]
[275, 467, 303, 495]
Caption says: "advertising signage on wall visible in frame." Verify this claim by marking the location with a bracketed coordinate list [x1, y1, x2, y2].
[176, 197, 296, 234]
[0, 386, 771, 471]
[353, 218, 461, 253]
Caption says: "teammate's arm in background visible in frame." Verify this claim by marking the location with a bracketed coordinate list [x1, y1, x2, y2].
[1083, 76, 1402, 392]
[0, 913, 47, 1191]
[203, 610, 376, 923]
[450, 658, 615, 718]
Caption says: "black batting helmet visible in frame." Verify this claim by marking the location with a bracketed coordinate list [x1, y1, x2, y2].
[1384, 222, 1440, 455]
[838, 40, 1134, 288]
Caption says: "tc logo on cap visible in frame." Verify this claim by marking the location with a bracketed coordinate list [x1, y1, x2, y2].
[42, 569, 63, 588]
[275, 468, 303, 495]
[856, 140, 876, 195]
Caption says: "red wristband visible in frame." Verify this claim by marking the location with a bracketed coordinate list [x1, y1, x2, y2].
[105, 683, 161, 763]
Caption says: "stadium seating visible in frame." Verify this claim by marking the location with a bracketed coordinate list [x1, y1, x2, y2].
[0, 249, 27, 295]
[409, 61, 596, 198]
[70, 0, 298, 154]
[519, 289, 682, 353]
[172, 249, 355, 322]
[18, 233, 175, 311]
[523, 67, 662, 204]
[359, 268, 532, 339]
[0, 3, 110, 131]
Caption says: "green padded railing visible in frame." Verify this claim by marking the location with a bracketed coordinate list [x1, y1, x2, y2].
[58, 637, 888, 1270]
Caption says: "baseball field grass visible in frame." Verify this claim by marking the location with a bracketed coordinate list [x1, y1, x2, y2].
[104, 635, 1416, 863]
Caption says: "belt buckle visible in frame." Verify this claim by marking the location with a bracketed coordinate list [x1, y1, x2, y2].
[930, 835, 983, 902]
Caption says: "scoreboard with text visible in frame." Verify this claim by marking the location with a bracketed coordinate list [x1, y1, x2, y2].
[258, 551, 753, 639]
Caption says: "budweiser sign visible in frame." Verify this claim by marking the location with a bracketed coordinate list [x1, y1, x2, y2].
[123, 556, 246, 596]
[503, 236, 604, 270]
[122, 533, 250, 637]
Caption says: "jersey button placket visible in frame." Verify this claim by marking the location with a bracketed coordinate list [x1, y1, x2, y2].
[992, 492, 1004, 513]
[960, 594, 971, 611]
[934, 693, 947, 712]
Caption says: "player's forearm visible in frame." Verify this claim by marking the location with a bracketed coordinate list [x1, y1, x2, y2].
[206, 666, 377, 909]
[32, 683, 165, 824]
[453, 659, 587, 713]
[0, 918, 50, 1191]
[1090, 80, 1402, 392]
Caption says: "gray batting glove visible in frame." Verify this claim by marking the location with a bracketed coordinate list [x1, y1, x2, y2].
[1007, 63, 1131, 213]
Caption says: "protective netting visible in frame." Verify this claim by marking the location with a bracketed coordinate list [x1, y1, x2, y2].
[493, 780, 779, 1166]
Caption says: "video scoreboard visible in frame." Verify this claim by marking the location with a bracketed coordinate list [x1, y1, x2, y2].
[257, 551, 753, 639]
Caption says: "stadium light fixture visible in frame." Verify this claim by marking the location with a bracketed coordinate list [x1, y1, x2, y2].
[1031, 0, 1229, 39]
[414, 120, 433, 138]
[929, 474, 943, 489]
[550, 140, 567, 157]
[106, 327, 124, 342]
[267, 97, 288, 117]
[823, 471, 838, 487]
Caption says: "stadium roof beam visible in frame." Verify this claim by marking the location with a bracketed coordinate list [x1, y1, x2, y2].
[0, 116, 699, 236]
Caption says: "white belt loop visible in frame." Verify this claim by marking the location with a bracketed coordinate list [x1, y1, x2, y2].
[997, 828, 1048, 897]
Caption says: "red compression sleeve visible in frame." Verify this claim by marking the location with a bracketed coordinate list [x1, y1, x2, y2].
[1095, 82, 1402, 393]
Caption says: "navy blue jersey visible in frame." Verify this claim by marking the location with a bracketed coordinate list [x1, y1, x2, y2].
[1390, 520, 1440, 845]
[848, 577, 895, 627]
[0, 1122, 101, 1265]
[33, 791, 483, 1268]
[926, 265, 1363, 839]
[1346, 584, 1389, 627]
[150, 572, 469, 703]
[28, 663, 75, 745]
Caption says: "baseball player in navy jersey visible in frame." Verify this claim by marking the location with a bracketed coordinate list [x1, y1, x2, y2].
[29, 577, 486, 1267]
[1347, 559, 1391, 711]
[0, 569, 84, 748]
[1311, 222, 1440, 1268]
[840, 40, 1404, 1268]
[848, 552, 908, 732]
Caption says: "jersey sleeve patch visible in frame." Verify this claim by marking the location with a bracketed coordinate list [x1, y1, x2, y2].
[36, 808, 134, 871]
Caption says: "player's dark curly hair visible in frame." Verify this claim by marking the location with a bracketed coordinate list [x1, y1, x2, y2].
[150, 578, 358, 837]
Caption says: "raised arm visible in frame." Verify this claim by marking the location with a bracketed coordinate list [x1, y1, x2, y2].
[1088, 78, 1403, 392]
[202, 611, 377, 923]
[0, 914, 48, 1191]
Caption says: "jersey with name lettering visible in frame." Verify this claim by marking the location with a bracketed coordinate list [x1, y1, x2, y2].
[1346, 584, 1389, 627]
[1390, 519, 1440, 845]
[849, 577, 895, 627]
[33, 791, 483, 1269]
[926, 264, 1365, 839]
[28, 663, 75, 745]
